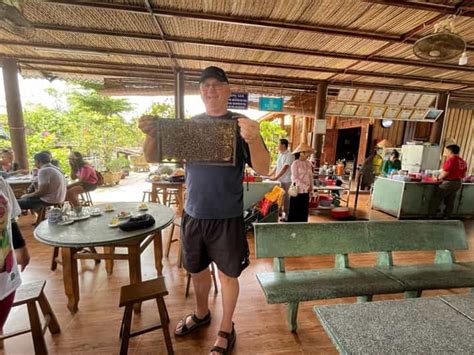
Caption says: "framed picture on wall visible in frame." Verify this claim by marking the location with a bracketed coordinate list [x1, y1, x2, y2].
[353, 89, 373, 103]
[340, 104, 358, 116]
[416, 94, 437, 107]
[370, 90, 390, 104]
[384, 107, 401, 119]
[370, 105, 386, 118]
[401, 93, 421, 107]
[326, 101, 345, 115]
[424, 109, 443, 120]
[411, 108, 428, 120]
[385, 92, 405, 106]
[337, 88, 357, 101]
[355, 104, 371, 117]
[398, 108, 413, 120]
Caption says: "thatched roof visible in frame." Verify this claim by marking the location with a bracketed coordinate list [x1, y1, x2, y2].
[0, 0, 473, 102]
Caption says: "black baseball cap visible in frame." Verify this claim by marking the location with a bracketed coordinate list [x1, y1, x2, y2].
[199, 66, 229, 84]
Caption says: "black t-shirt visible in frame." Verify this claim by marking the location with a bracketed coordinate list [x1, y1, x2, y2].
[184, 111, 252, 219]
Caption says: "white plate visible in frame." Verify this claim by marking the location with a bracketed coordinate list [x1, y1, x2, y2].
[72, 214, 91, 221]
[117, 213, 132, 220]
[91, 212, 102, 217]
[138, 207, 148, 211]
[57, 220, 74, 226]
[104, 208, 115, 212]
[108, 223, 120, 228]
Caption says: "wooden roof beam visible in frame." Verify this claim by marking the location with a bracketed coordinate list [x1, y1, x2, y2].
[363, 0, 474, 17]
[8, 54, 474, 87]
[17, 61, 465, 96]
[8, 25, 474, 72]
[43, 1, 474, 47]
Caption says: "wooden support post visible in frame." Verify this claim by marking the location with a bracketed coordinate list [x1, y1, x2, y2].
[429, 93, 449, 144]
[174, 68, 185, 119]
[312, 82, 328, 167]
[2, 59, 28, 170]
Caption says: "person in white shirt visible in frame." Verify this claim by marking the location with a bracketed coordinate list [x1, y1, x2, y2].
[17, 152, 66, 210]
[270, 139, 294, 221]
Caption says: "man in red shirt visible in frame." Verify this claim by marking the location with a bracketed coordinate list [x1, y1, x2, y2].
[430, 144, 467, 218]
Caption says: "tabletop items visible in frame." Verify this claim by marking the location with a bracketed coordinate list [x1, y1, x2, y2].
[47, 203, 150, 228]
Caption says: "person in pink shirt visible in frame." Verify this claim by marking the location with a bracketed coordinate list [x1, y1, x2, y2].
[287, 142, 315, 222]
[66, 152, 99, 209]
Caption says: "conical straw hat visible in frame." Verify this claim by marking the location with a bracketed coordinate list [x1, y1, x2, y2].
[292, 142, 315, 155]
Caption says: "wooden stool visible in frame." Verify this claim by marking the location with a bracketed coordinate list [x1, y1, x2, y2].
[166, 189, 179, 207]
[185, 263, 218, 298]
[0, 281, 60, 354]
[79, 191, 93, 206]
[165, 217, 182, 267]
[119, 278, 173, 355]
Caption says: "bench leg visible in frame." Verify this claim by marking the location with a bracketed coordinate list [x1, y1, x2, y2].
[404, 290, 422, 298]
[119, 305, 133, 355]
[357, 295, 373, 303]
[287, 302, 299, 332]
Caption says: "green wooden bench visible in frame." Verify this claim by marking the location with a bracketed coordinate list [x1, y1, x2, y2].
[254, 220, 474, 331]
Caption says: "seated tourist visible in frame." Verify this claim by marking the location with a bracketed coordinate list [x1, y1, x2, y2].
[17, 152, 66, 210]
[0, 149, 28, 176]
[66, 152, 99, 209]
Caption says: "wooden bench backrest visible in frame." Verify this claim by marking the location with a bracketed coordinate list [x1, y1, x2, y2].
[254, 220, 467, 259]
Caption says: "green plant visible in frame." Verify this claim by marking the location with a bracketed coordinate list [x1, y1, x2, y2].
[105, 158, 125, 173]
[259, 121, 288, 164]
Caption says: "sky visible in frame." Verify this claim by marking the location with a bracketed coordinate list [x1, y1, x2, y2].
[0, 73, 266, 121]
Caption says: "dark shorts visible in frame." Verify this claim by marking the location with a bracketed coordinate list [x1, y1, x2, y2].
[181, 212, 249, 278]
[81, 182, 97, 192]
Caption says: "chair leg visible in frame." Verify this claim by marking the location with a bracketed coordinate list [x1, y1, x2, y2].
[156, 297, 174, 355]
[142, 192, 147, 202]
[119, 305, 133, 355]
[165, 224, 175, 258]
[177, 241, 182, 268]
[89, 247, 101, 265]
[26, 301, 48, 355]
[38, 291, 61, 334]
[51, 247, 59, 271]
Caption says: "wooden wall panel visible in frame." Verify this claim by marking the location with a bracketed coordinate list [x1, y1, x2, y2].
[442, 106, 474, 174]
[371, 120, 405, 148]
[323, 129, 338, 164]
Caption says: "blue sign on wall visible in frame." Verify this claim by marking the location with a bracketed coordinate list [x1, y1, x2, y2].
[228, 92, 248, 110]
[259, 97, 284, 112]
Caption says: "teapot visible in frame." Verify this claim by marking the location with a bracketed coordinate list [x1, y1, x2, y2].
[47, 207, 63, 224]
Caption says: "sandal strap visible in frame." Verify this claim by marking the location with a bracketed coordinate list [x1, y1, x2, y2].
[210, 346, 226, 353]
[191, 311, 210, 324]
[217, 330, 231, 339]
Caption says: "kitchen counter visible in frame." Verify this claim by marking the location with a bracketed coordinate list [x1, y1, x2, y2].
[371, 177, 474, 219]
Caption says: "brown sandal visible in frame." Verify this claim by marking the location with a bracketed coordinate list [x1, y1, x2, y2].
[174, 311, 211, 336]
[210, 322, 236, 354]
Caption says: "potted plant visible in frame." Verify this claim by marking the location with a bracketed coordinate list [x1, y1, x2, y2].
[102, 158, 125, 186]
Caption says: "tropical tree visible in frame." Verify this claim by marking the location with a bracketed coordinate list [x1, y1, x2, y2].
[259, 121, 288, 164]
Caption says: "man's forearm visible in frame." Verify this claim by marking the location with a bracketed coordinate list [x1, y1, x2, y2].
[249, 139, 270, 175]
[143, 135, 160, 163]
[274, 165, 289, 180]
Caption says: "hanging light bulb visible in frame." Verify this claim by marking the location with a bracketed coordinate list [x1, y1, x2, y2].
[459, 51, 468, 65]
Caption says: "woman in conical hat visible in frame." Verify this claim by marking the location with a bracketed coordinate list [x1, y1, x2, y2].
[287, 142, 315, 222]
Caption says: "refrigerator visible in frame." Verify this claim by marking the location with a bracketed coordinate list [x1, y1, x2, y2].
[401, 145, 441, 173]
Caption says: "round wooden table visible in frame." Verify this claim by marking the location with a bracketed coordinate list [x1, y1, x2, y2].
[146, 179, 185, 215]
[34, 202, 174, 313]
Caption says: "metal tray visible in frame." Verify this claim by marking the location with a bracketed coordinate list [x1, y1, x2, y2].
[156, 118, 238, 166]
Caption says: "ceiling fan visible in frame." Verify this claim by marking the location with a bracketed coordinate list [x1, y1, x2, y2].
[413, 16, 468, 65]
[0, 1, 32, 38]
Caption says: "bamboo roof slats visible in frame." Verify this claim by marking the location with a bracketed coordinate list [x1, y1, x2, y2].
[0, 0, 473, 101]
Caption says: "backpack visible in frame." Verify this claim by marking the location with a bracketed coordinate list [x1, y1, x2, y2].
[95, 170, 105, 186]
